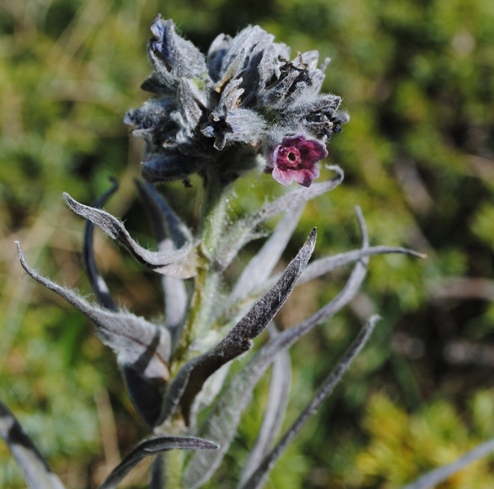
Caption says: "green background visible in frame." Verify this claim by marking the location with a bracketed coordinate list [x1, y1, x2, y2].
[1, 0, 493, 487]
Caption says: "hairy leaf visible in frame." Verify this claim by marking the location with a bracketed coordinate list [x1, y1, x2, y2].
[98, 436, 218, 489]
[83, 177, 119, 312]
[240, 328, 292, 485]
[135, 180, 189, 339]
[64, 193, 196, 278]
[134, 180, 192, 249]
[299, 246, 425, 285]
[82, 180, 176, 426]
[17, 243, 171, 384]
[231, 205, 305, 300]
[230, 246, 424, 320]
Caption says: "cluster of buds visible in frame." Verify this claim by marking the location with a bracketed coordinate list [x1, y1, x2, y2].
[125, 16, 348, 187]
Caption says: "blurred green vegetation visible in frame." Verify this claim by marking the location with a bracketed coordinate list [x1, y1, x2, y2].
[354, 390, 494, 488]
[1, 0, 493, 487]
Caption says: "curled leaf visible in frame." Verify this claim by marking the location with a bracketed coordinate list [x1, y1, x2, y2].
[134, 180, 192, 249]
[83, 177, 119, 312]
[64, 193, 196, 278]
[17, 243, 171, 390]
[135, 180, 189, 338]
[82, 180, 180, 426]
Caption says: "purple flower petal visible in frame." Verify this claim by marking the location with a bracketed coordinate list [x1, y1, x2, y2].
[272, 167, 295, 186]
[269, 135, 327, 187]
[291, 166, 320, 187]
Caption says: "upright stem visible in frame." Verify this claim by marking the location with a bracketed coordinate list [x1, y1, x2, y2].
[163, 173, 230, 487]
[176, 169, 229, 358]
[200, 169, 229, 262]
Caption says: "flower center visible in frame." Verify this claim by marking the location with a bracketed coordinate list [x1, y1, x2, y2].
[277, 146, 301, 169]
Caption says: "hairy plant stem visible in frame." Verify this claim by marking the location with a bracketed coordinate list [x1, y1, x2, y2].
[200, 169, 230, 261]
[176, 170, 229, 359]
[165, 172, 230, 487]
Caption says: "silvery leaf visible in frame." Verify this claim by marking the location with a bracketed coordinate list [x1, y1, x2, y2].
[17, 243, 171, 385]
[124, 97, 177, 134]
[173, 78, 208, 142]
[135, 180, 189, 338]
[63, 193, 196, 278]
[83, 177, 119, 312]
[98, 436, 218, 489]
[217, 26, 275, 91]
[207, 33, 232, 81]
[400, 438, 494, 489]
[231, 204, 305, 300]
[134, 180, 191, 250]
[239, 328, 291, 485]
[146, 16, 210, 91]
[239, 245, 424, 309]
[299, 245, 425, 285]
[83, 180, 178, 426]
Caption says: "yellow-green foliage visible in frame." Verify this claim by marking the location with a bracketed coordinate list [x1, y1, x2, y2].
[356, 391, 494, 488]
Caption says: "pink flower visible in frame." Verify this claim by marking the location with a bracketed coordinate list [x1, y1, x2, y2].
[270, 135, 328, 187]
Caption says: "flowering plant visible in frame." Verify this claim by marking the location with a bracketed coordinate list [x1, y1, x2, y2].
[1, 16, 427, 489]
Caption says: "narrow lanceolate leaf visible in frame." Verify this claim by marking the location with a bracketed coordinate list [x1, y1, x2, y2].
[184, 209, 369, 488]
[98, 436, 218, 489]
[256, 166, 342, 222]
[230, 245, 424, 322]
[400, 437, 494, 489]
[158, 229, 317, 426]
[17, 242, 171, 384]
[240, 334, 292, 485]
[135, 180, 189, 337]
[83, 177, 119, 312]
[299, 246, 426, 285]
[218, 166, 343, 269]
[63, 193, 196, 278]
[0, 401, 65, 489]
[240, 315, 380, 489]
[231, 205, 305, 300]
